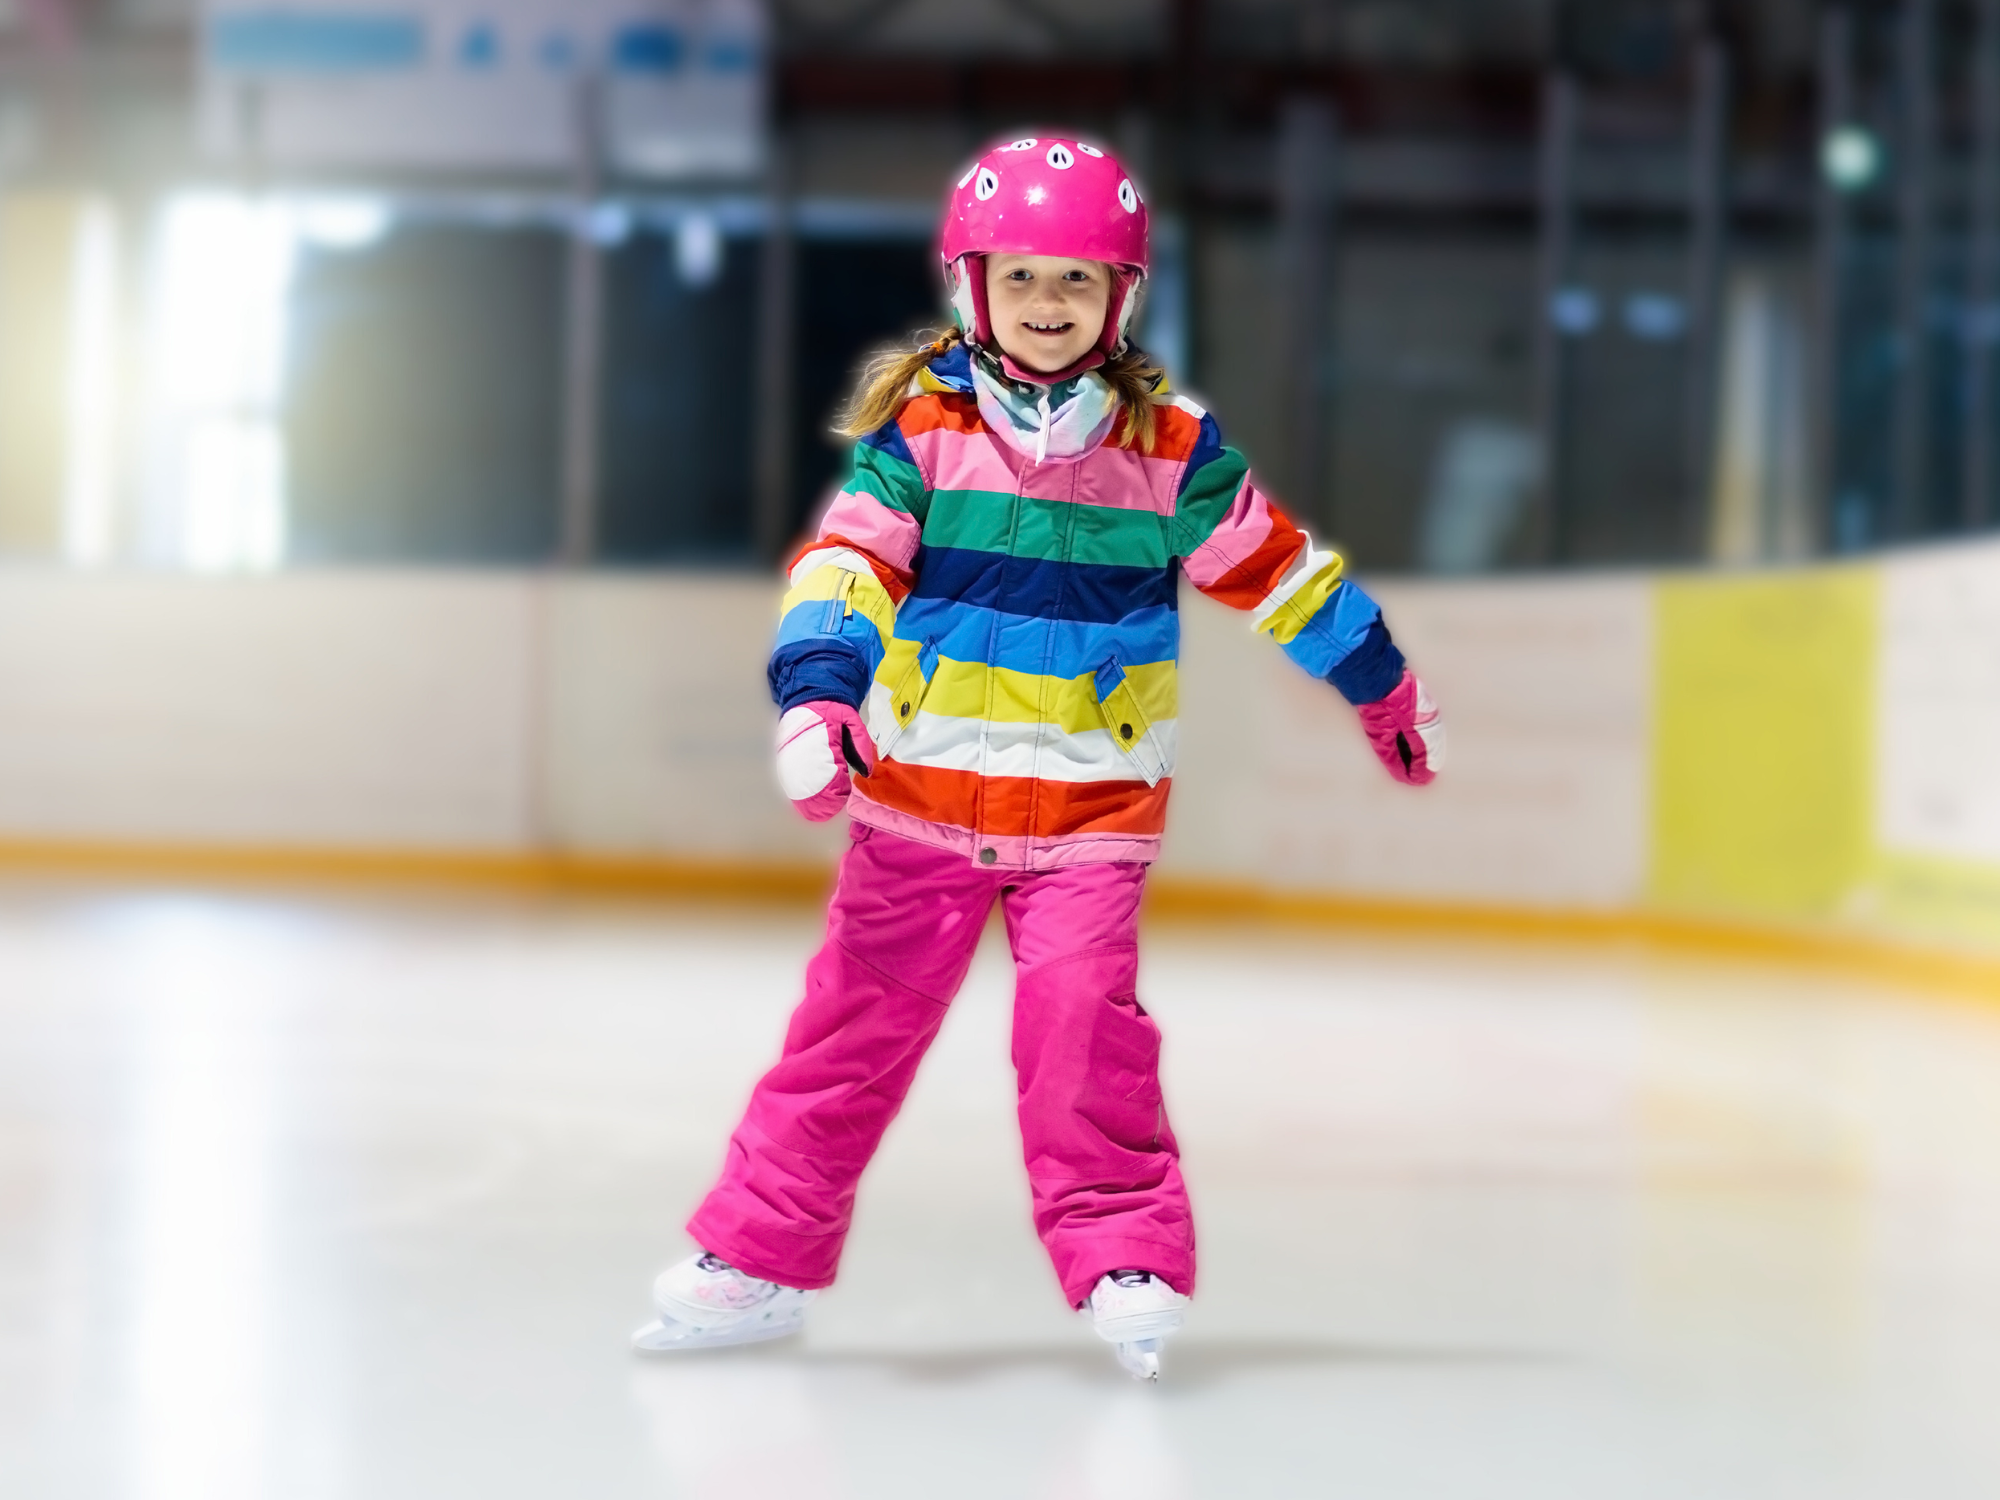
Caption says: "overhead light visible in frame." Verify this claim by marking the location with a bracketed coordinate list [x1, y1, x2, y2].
[584, 201, 634, 247]
[1623, 292, 1687, 342]
[295, 197, 392, 251]
[1821, 125, 1881, 193]
[675, 211, 722, 288]
[65, 199, 119, 566]
[1548, 286, 1601, 337]
[156, 194, 294, 572]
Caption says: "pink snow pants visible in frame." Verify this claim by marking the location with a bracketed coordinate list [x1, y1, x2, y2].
[687, 823, 1194, 1307]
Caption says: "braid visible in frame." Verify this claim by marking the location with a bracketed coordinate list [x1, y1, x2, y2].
[834, 326, 1164, 454]
[1100, 344, 1166, 454]
[836, 327, 964, 438]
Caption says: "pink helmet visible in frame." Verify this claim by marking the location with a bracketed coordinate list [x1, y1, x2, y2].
[940, 134, 1150, 382]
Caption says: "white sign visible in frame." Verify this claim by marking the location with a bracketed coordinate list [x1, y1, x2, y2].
[198, 0, 766, 177]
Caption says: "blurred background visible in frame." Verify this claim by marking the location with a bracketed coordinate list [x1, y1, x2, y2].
[0, 0, 1990, 951]
[0, 0, 1994, 575]
[4, 4, 2000, 1498]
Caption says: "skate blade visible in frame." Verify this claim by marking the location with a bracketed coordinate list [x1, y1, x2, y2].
[630, 1311, 806, 1354]
[1092, 1308, 1185, 1345]
[1114, 1337, 1162, 1382]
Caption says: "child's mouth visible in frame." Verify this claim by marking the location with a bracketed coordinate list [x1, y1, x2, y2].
[1023, 321, 1073, 337]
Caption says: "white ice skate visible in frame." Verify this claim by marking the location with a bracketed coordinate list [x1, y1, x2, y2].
[630, 1252, 816, 1353]
[1083, 1270, 1188, 1381]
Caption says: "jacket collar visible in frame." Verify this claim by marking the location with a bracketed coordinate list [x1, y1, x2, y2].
[919, 340, 974, 396]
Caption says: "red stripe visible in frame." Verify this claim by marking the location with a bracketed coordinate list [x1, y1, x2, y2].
[1139, 402, 1204, 460]
[785, 532, 915, 603]
[824, 532, 912, 601]
[1200, 512, 1308, 611]
[866, 761, 1171, 839]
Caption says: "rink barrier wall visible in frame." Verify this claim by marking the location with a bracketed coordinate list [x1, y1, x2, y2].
[0, 543, 1993, 993]
[1, 837, 1996, 999]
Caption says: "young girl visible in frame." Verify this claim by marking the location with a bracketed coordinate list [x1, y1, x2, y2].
[633, 135, 1444, 1381]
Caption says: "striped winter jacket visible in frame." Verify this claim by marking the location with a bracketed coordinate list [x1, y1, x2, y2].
[769, 343, 1407, 871]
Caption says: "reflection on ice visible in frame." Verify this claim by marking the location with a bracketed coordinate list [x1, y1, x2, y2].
[0, 891, 1997, 1498]
[123, 905, 277, 1500]
[1049, 1389, 1192, 1500]
[632, 1360, 847, 1500]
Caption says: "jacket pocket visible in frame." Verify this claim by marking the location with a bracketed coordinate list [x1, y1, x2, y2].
[818, 569, 858, 633]
[1093, 657, 1167, 787]
[871, 636, 940, 759]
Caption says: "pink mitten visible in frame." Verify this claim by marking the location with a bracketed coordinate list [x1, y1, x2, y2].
[1355, 669, 1445, 786]
[775, 702, 877, 822]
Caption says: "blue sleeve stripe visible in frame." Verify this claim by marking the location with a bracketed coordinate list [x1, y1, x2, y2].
[1279, 577, 1385, 679]
[769, 639, 873, 712]
[1172, 414, 1228, 502]
[859, 419, 916, 467]
[1324, 619, 1407, 705]
[775, 597, 889, 675]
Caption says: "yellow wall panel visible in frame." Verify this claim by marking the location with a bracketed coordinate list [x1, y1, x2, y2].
[1872, 852, 2000, 949]
[0, 193, 85, 553]
[1651, 568, 1877, 919]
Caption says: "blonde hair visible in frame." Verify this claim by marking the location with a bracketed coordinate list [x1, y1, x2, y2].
[836, 325, 1167, 454]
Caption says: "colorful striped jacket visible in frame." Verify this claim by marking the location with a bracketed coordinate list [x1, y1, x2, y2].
[769, 343, 1406, 870]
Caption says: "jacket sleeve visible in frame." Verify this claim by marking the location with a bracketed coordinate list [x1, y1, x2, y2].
[768, 418, 929, 713]
[1168, 415, 1407, 706]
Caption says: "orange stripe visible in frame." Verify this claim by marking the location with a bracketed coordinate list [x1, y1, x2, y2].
[897, 392, 983, 438]
[899, 387, 1204, 461]
[866, 760, 1171, 839]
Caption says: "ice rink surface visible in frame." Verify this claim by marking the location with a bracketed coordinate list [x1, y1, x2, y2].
[3, 882, 2000, 1499]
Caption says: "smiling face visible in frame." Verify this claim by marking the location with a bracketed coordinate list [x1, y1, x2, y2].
[983, 253, 1112, 375]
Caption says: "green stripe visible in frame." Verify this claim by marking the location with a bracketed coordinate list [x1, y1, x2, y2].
[848, 445, 927, 520]
[1170, 446, 1250, 556]
[923, 489, 1172, 569]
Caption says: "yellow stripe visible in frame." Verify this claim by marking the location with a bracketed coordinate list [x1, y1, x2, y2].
[894, 657, 1179, 733]
[873, 634, 924, 697]
[0, 837, 1992, 1003]
[782, 562, 897, 645]
[1259, 559, 1347, 645]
